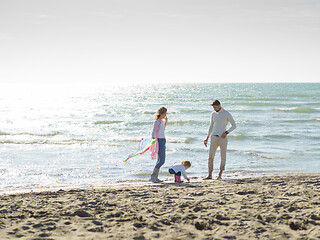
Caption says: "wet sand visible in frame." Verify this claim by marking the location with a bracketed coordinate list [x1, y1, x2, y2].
[1, 174, 320, 239]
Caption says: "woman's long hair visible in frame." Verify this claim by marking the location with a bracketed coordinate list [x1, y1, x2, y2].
[154, 107, 167, 120]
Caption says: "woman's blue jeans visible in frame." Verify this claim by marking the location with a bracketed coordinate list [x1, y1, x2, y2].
[155, 138, 166, 169]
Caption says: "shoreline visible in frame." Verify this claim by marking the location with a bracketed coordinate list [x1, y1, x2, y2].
[0, 170, 302, 196]
[1, 173, 320, 239]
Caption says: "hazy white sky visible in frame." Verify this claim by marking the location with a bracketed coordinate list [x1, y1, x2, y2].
[0, 0, 319, 85]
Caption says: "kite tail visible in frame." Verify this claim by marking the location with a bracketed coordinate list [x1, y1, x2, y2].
[124, 138, 158, 162]
[150, 120, 161, 160]
[150, 140, 159, 160]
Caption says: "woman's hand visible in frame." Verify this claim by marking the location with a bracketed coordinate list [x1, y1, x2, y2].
[164, 116, 168, 126]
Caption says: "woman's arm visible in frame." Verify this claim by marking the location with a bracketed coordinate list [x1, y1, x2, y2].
[152, 119, 161, 138]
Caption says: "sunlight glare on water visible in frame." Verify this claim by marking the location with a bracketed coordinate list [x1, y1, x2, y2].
[0, 83, 320, 193]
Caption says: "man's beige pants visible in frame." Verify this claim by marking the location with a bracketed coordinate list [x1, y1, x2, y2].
[208, 136, 228, 173]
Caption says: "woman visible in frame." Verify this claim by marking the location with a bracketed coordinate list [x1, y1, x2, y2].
[150, 107, 167, 183]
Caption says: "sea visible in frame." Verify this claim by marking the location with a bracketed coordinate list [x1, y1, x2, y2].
[0, 83, 319, 194]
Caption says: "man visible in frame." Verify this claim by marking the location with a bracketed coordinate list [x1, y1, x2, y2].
[204, 100, 236, 180]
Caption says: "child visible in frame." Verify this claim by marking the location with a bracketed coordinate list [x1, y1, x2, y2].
[168, 160, 191, 183]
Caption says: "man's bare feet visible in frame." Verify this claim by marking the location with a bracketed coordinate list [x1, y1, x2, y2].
[217, 170, 223, 180]
[203, 176, 212, 180]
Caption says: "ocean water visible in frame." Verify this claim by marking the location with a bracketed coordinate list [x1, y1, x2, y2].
[0, 83, 319, 193]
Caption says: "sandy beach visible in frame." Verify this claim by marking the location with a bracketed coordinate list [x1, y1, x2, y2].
[1, 174, 320, 240]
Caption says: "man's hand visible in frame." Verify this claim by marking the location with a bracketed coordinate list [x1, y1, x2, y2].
[187, 178, 190, 182]
[204, 137, 209, 147]
[221, 132, 227, 138]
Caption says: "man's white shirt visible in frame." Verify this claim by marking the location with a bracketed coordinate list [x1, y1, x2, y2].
[207, 108, 236, 137]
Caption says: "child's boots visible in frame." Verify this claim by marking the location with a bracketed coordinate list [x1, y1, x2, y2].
[175, 175, 184, 183]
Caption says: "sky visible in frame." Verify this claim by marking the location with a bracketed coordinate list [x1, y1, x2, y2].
[0, 0, 319, 85]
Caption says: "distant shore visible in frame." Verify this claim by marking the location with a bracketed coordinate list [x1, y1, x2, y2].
[1, 174, 320, 239]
